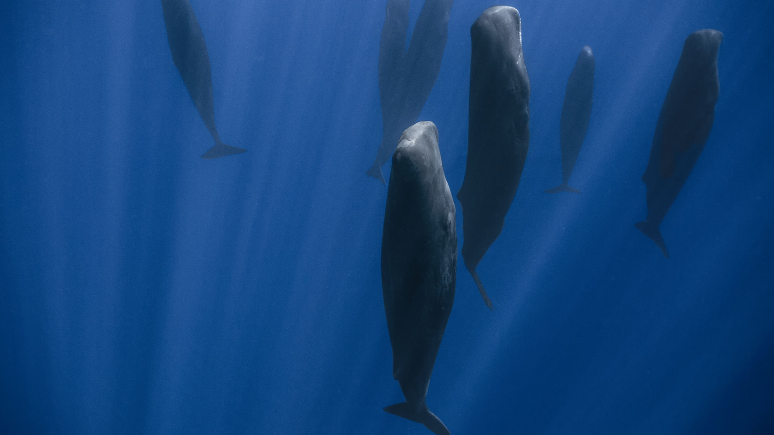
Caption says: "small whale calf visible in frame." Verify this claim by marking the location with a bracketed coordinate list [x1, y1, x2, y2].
[546, 45, 595, 194]
[367, 0, 454, 184]
[637, 29, 723, 257]
[381, 121, 455, 435]
[457, 6, 530, 309]
[161, 0, 246, 159]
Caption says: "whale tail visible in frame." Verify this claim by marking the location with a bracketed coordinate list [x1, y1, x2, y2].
[469, 267, 493, 310]
[384, 402, 451, 435]
[201, 141, 247, 160]
[367, 163, 386, 185]
[635, 221, 669, 258]
[544, 183, 581, 194]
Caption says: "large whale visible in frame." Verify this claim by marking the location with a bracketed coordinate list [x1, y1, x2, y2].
[636, 29, 723, 257]
[367, 0, 454, 185]
[161, 0, 246, 159]
[382, 121, 455, 435]
[546, 46, 595, 194]
[457, 7, 530, 309]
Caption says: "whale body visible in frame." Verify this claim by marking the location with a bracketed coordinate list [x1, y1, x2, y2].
[457, 7, 530, 309]
[367, 0, 454, 184]
[637, 29, 723, 257]
[546, 45, 595, 194]
[161, 0, 246, 159]
[381, 121, 455, 435]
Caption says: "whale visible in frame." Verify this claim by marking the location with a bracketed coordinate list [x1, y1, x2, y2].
[636, 29, 723, 257]
[546, 45, 595, 194]
[161, 0, 246, 159]
[381, 121, 455, 435]
[457, 7, 530, 309]
[367, 0, 454, 184]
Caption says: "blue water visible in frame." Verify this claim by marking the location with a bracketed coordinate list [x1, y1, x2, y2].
[1, 1, 773, 434]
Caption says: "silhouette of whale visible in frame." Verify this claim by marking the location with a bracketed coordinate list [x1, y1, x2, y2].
[161, 0, 246, 159]
[637, 29, 723, 258]
[367, 0, 453, 184]
[546, 45, 594, 194]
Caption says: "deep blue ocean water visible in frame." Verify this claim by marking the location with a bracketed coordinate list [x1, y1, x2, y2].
[1, 0, 773, 434]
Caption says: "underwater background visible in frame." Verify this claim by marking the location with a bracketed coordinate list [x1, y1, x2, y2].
[1, 0, 773, 434]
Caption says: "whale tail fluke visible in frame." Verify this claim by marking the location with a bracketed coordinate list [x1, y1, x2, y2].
[384, 402, 451, 435]
[544, 183, 581, 194]
[469, 267, 494, 310]
[635, 221, 669, 258]
[201, 142, 247, 160]
[367, 163, 386, 185]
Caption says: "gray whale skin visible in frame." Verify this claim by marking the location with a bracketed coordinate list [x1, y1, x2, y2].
[546, 45, 595, 194]
[381, 121, 455, 435]
[367, 0, 454, 184]
[457, 6, 530, 309]
[161, 0, 246, 159]
[637, 29, 723, 257]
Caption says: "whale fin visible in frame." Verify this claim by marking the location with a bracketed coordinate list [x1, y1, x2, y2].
[544, 183, 581, 194]
[469, 267, 494, 310]
[635, 221, 669, 258]
[201, 141, 247, 160]
[367, 163, 386, 185]
[384, 402, 451, 435]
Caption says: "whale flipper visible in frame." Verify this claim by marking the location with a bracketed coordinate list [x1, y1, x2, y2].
[468, 267, 493, 310]
[635, 221, 669, 258]
[545, 183, 581, 194]
[200, 142, 247, 160]
[384, 402, 451, 435]
[366, 164, 386, 185]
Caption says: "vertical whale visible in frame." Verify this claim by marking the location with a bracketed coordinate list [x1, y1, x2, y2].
[382, 121, 455, 435]
[546, 46, 595, 194]
[161, 0, 246, 159]
[636, 29, 723, 258]
[367, 0, 454, 184]
[457, 7, 530, 309]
